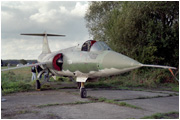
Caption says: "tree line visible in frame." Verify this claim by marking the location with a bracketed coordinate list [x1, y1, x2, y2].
[2, 59, 37, 66]
[85, 1, 179, 67]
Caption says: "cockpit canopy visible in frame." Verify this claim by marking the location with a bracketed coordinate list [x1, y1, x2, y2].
[81, 40, 112, 52]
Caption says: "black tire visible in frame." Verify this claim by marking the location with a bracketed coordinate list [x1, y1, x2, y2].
[80, 88, 87, 98]
[36, 80, 41, 90]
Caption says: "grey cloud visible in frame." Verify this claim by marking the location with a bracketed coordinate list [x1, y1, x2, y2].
[1, 1, 90, 59]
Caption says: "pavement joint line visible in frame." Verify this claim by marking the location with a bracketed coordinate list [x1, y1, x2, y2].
[89, 88, 179, 94]
[87, 96, 143, 110]
[55, 88, 179, 97]
[2, 108, 39, 118]
[112, 94, 178, 102]
[64, 89, 178, 103]
[32, 93, 144, 110]
[35, 101, 96, 108]
[140, 111, 179, 119]
[143, 90, 179, 95]
[3, 93, 177, 111]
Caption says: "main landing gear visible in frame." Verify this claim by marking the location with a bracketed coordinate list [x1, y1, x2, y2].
[36, 69, 53, 90]
[36, 79, 41, 90]
[79, 82, 87, 98]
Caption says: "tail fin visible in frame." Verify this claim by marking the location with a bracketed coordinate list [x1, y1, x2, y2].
[21, 32, 65, 54]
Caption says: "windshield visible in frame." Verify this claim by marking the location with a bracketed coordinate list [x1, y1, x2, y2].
[90, 41, 112, 52]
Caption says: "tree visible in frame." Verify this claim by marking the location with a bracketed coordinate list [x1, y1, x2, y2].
[1, 59, 3, 66]
[19, 59, 27, 65]
[85, 1, 179, 67]
[85, 1, 120, 41]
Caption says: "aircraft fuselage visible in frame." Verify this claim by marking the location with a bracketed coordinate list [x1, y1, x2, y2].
[38, 46, 142, 80]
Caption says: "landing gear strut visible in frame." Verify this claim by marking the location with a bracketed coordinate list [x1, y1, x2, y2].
[80, 82, 87, 98]
[36, 80, 41, 90]
[35, 69, 52, 91]
[77, 82, 81, 89]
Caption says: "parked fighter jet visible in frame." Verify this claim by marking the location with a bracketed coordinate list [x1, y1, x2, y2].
[1, 32, 177, 98]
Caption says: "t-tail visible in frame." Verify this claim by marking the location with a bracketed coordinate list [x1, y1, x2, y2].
[21, 32, 65, 54]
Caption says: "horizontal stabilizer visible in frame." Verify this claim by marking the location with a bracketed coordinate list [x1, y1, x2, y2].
[21, 32, 65, 54]
[21, 33, 65, 37]
[142, 64, 177, 70]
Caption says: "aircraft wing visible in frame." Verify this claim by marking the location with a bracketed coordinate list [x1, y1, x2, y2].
[142, 64, 178, 81]
[1, 62, 47, 72]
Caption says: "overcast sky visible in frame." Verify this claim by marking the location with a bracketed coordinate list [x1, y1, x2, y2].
[1, 1, 91, 60]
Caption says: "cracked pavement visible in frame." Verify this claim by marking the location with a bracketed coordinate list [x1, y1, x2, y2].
[1, 89, 179, 119]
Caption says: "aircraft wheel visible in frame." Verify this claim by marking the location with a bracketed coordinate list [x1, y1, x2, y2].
[80, 88, 87, 98]
[36, 80, 41, 90]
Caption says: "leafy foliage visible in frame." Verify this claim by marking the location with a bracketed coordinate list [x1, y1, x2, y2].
[85, 1, 179, 67]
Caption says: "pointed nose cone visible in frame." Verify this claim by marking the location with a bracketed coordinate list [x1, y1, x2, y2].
[101, 51, 142, 71]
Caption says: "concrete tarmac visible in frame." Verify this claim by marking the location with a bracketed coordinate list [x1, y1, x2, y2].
[1, 89, 179, 119]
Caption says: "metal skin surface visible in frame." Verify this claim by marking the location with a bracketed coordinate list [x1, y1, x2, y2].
[38, 48, 142, 80]
[37, 44, 142, 82]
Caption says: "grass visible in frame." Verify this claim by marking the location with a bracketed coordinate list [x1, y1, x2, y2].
[1, 67, 69, 95]
[37, 103, 60, 108]
[1, 67, 179, 95]
[105, 100, 141, 109]
[86, 68, 179, 92]
[142, 111, 179, 119]
[2, 109, 39, 118]
[17, 110, 39, 114]
[36, 101, 94, 108]
[46, 113, 61, 119]
[1, 68, 33, 95]
[89, 97, 142, 109]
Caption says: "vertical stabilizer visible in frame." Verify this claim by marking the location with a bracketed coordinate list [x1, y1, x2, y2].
[42, 33, 51, 54]
[21, 32, 65, 54]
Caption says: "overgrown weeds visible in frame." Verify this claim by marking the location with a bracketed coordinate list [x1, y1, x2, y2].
[1, 67, 179, 95]
[86, 68, 179, 91]
[36, 101, 94, 108]
[2, 70, 33, 95]
[142, 111, 179, 119]
[88, 97, 141, 109]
